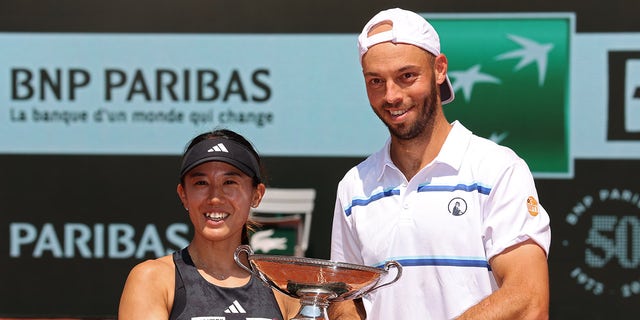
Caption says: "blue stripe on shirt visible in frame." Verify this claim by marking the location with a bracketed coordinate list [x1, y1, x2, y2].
[375, 257, 491, 270]
[344, 183, 490, 217]
[417, 183, 491, 195]
[344, 188, 400, 216]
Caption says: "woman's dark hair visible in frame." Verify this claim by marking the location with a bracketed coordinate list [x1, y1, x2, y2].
[180, 128, 264, 245]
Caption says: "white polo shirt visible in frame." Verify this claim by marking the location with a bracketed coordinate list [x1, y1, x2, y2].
[331, 121, 551, 320]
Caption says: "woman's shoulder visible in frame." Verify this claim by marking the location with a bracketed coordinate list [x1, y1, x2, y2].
[119, 254, 177, 319]
[129, 254, 175, 281]
[123, 254, 176, 294]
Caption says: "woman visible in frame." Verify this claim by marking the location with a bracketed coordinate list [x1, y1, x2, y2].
[118, 129, 299, 319]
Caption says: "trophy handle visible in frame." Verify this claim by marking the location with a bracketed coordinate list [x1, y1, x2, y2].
[234, 244, 291, 296]
[234, 244, 256, 275]
[362, 260, 403, 295]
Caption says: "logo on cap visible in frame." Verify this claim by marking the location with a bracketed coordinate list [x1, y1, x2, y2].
[207, 143, 229, 153]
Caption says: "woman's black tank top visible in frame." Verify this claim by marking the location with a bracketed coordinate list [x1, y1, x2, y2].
[169, 247, 284, 320]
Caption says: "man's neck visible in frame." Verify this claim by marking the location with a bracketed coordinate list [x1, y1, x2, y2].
[390, 117, 452, 181]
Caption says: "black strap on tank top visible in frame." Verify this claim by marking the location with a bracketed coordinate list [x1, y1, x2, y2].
[168, 249, 189, 319]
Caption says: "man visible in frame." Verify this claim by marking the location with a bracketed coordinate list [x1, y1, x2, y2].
[330, 8, 551, 319]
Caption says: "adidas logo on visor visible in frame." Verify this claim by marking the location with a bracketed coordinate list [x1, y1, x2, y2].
[207, 143, 228, 153]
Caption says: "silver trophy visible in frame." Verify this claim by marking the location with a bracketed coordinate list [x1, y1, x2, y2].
[234, 245, 402, 320]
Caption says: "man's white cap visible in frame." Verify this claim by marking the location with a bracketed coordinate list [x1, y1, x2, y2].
[358, 8, 455, 104]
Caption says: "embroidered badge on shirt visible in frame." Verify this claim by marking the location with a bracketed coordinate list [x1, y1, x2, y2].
[527, 196, 539, 216]
[448, 197, 468, 216]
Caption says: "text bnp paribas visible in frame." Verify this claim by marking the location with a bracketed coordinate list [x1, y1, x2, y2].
[8, 67, 274, 127]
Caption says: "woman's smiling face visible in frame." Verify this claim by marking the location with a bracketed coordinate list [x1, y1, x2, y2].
[177, 161, 263, 243]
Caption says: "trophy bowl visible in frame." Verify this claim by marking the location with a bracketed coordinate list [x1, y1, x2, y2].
[234, 245, 402, 320]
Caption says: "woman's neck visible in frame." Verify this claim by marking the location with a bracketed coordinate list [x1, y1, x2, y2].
[188, 241, 251, 286]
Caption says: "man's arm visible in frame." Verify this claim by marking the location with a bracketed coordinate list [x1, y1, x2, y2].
[456, 239, 549, 320]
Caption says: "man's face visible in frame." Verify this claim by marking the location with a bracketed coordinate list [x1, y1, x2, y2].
[361, 40, 440, 140]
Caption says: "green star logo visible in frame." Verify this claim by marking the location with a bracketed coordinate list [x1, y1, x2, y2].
[428, 14, 573, 177]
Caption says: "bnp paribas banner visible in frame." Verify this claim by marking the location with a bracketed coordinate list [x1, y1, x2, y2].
[429, 14, 572, 178]
[0, 14, 572, 176]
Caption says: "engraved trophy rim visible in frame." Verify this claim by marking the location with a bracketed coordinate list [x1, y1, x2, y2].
[247, 253, 389, 275]
[234, 245, 402, 319]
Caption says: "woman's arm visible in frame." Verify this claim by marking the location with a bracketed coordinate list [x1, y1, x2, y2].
[272, 289, 302, 319]
[118, 256, 175, 320]
[328, 299, 366, 319]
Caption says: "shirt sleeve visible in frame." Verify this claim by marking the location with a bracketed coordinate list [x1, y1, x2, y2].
[481, 157, 551, 260]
